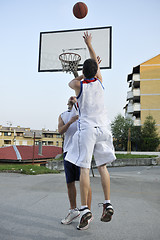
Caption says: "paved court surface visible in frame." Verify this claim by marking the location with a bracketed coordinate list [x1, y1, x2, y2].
[0, 166, 160, 240]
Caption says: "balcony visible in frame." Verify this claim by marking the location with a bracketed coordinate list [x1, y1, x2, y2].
[127, 103, 141, 114]
[132, 74, 140, 81]
[133, 103, 141, 112]
[127, 103, 133, 113]
[134, 119, 141, 126]
[125, 112, 133, 119]
[127, 88, 140, 101]
[130, 74, 140, 88]
[133, 88, 140, 101]
[127, 91, 133, 100]
[133, 88, 140, 96]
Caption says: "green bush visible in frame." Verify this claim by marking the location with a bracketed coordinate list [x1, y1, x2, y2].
[141, 137, 160, 151]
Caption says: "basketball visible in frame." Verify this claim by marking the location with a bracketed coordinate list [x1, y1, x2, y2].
[73, 2, 88, 19]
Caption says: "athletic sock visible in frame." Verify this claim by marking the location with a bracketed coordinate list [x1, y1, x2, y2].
[80, 205, 88, 210]
[104, 200, 111, 204]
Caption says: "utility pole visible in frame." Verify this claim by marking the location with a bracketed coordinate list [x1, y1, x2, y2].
[32, 132, 35, 165]
[13, 129, 16, 145]
[127, 128, 131, 154]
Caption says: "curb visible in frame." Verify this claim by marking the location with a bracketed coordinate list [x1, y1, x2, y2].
[47, 157, 160, 171]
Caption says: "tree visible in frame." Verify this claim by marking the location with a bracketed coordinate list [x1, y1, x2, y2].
[111, 114, 160, 152]
[141, 115, 160, 151]
[130, 126, 141, 151]
[111, 114, 133, 151]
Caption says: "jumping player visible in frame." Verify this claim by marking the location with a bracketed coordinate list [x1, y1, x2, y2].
[65, 32, 116, 230]
[58, 96, 92, 225]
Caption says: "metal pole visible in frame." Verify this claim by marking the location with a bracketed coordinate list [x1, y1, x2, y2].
[127, 128, 131, 154]
[32, 132, 35, 165]
[91, 164, 95, 177]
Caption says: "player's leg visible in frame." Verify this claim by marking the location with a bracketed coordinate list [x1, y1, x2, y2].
[98, 165, 114, 222]
[61, 157, 80, 225]
[79, 167, 92, 209]
[61, 180, 80, 225]
[68, 128, 95, 230]
[67, 181, 77, 209]
[80, 167, 90, 206]
[87, 185, 92, 210]
[94, 126, 116, 222]
[77, 129, 95, 230]
[98, 164, 110, 200]
[77, 128, 95, 208]
[77, 167, 92, 230]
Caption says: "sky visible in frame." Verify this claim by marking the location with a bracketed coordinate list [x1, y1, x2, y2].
[0, 0, 160, 131]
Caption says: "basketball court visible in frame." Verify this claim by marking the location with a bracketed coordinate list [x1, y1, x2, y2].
[0, 166, 160, 239]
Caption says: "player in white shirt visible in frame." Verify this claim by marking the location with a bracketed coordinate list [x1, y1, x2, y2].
[58, 96, 92, 225]
[65, 32, 116, 230]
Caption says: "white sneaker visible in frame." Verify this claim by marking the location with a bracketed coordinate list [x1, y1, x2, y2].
[61, 208, 80, 225]
[77, 207, 92, 230]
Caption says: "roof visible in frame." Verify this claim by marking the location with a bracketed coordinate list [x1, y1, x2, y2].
[140, 54, 160, 66]
[0, 145, 62, 163]
[0, 126, 59, 135]
[23, 131, 42, 138]
[0, 127, 28, 132]
[0, 146, 17, 160]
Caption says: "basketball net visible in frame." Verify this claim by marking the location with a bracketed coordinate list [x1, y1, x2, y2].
[59, 53, 81, 77]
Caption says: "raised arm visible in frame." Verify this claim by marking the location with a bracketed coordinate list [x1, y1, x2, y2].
[83, 31, 102, 82]
[68, 74, 84, 96]
[58, 96, 79, 134]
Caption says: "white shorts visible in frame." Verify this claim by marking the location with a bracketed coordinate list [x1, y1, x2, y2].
[65, 126, 116, 169]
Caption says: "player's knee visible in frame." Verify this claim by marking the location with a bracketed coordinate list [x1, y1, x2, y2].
[67, 181, 75, 190]
[98, 164, 107, 173]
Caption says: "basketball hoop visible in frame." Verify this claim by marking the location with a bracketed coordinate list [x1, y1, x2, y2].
[59, 53, 81, 77]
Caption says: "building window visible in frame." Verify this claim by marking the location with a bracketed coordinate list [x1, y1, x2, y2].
[16, 132, 23, 136]
[4, 140, 11, 145]
[22, 141, 27, 146]
[56, 141, 59, 146]
[43, 134, 53, 138]
[56, 135, 61, 138]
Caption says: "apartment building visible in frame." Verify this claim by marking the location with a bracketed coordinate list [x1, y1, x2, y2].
[125, 54, 160, 135]
[0, 125, 63, 147]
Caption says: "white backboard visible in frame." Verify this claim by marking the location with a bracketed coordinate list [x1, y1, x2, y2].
[38, 26, 112, 72]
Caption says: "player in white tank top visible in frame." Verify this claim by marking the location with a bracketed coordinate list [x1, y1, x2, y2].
[65, 32, 116, 230]
[77, 77, 108, 130]
[58, 96, 92, 225]
[61, 105, 78, 153]
[58, 97, 80, 224]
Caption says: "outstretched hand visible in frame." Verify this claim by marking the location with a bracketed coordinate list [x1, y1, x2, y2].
[82, 31, 103, 82]
[83, 31, 92, 45]
[69, 96, 77, 104]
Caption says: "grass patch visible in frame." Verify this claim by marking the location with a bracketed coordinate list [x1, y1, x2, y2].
[115, 154, 157, 159]
[0, 164, 60, 175]
[0, 154, 157, 174]
[55, 154, 63, 161]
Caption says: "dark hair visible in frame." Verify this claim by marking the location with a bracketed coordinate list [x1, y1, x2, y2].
[83, 59, 98, 79]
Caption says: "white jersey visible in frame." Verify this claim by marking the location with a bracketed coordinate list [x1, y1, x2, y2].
[77, 78, 109, 130]
[61, 105, 78, 153]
